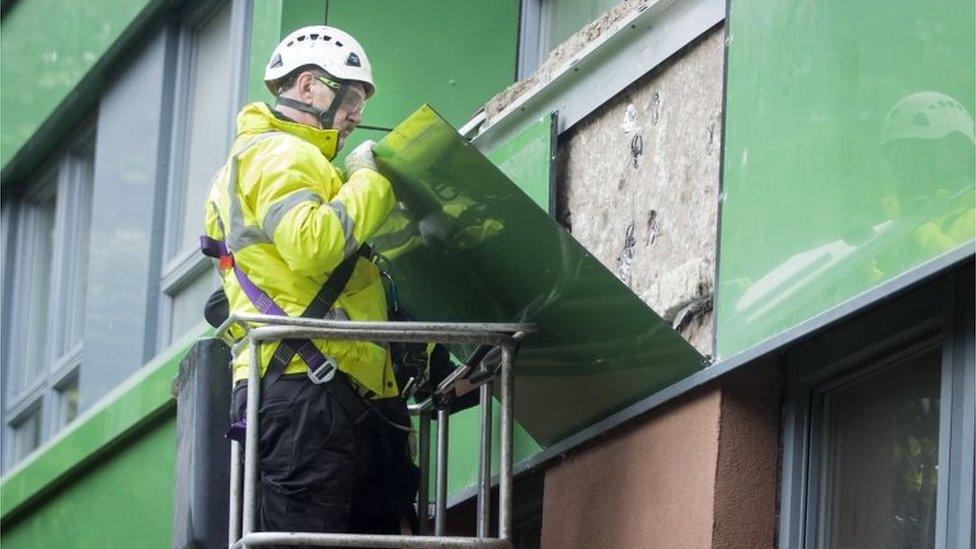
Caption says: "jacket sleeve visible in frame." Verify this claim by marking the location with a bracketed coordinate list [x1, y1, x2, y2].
[253, 146, 395, 277]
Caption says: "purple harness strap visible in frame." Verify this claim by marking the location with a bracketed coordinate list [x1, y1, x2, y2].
[200, 235, 326, 371]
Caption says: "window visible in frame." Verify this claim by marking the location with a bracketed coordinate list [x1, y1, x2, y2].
[160, 0, 243, 345]
[4, 179, 56, 401]
[780, 270, 975, 549]
[1, 133, 95, 471]
[10, 408, 42, 465]
[55, 375, 80, 428]
[817, 345, 941, 548]
[520, 0, 624, 77]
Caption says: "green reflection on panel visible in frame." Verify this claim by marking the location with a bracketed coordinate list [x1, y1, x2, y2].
[374, 105, 704, 448]
[485, 114, 556, 214]
[718, 0, 975, 359]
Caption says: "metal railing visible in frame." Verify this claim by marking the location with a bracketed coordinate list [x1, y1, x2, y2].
[216, 314, 533, 549]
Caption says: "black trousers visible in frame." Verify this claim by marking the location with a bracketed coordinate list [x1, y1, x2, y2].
[231, 375, 418, 546]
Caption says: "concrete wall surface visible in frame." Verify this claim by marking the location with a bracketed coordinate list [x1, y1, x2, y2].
[555, 25, 725, 356]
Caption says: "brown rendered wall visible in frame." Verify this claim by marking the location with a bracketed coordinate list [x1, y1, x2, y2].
[540, 387, 723, 548]
[711, 363, 783, 548]
[539, 366, 783, 549]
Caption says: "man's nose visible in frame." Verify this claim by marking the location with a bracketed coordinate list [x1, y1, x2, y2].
[347, 110, 362, 126]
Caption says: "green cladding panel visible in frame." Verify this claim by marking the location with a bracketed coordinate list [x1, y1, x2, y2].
[717, 0, 976, 359]
[373, 105, 704, 450]
[485, 114, 557, 214]
[0, 419, 175, 549]
[326, 0, 520, 129]
[410, 113, 556, 498]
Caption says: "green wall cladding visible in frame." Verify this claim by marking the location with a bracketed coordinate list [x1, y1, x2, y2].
[0, 0, 155, 172]
[717, 0, 975, 359]
[1, 418, 176, 549]
[247, 0, 331, 104]
[326, 0, 519, 130]
[486, 114, 556, 214]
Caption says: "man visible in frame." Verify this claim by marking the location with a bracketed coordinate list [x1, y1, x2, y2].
[201, 25, 417, 538]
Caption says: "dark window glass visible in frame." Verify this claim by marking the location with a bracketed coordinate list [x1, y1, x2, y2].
[819, 346, 941, 549]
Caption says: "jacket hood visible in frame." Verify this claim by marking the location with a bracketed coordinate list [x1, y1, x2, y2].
[235, 102, 340, 160]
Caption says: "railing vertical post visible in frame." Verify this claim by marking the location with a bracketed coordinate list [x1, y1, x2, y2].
[228, 439, 242, 546]
[434, 407, 450, 536]
[476, 383, 493, 537]
[241, 340, 262, 543]
[416, 409, 431, 534]
[498, 344, 515, 542]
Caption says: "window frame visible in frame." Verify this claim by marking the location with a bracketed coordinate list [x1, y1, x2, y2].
[779, 269, 975, 548]
[157, 0, 250, 347]
[1, 124, 96, 472]
[3, 167, 58, 407]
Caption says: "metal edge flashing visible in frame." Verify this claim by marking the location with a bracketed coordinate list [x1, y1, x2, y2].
[0, 0, 173, 190]
[711, 0, 734, 358]
[447, 242, 975, 508]
[0, 323, 211, 521]
[471, 0, 725, 154]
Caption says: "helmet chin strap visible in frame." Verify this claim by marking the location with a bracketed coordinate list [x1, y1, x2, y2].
[275, 81, 352, 131]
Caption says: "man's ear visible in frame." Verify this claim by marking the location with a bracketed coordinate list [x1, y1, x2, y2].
[297, 71, 316, 101]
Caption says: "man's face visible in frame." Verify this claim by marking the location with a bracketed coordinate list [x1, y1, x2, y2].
[310, 76, 367, 150]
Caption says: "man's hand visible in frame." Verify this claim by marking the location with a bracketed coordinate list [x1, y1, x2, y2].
[344, 139, 378, 174]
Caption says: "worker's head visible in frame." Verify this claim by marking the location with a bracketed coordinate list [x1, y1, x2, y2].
[265, 26, 375, 149]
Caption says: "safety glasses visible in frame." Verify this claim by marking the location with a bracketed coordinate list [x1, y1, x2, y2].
[316, 76, 366, 116]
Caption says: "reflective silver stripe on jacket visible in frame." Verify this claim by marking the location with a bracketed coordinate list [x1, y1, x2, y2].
[224, 132, 280, 252]
[261, 189, 323, 238]
[327, 199, 360, 257]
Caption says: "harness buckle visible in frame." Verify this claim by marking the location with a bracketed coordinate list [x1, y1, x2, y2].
[307, 355, 339, 384]
[218, 255, 234, 270]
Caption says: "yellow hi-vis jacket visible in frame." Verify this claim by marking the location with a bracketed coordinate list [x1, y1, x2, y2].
[204, 102, 399, 398]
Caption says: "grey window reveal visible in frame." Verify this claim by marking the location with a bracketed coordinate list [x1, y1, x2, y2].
[159, 0, 248, 346]
[516, 0, 626, 80]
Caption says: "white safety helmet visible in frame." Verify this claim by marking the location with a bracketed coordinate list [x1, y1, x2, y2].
[264, 25, 375, 98]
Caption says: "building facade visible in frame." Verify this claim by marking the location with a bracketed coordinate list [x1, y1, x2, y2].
[1, 0, 972, 547]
